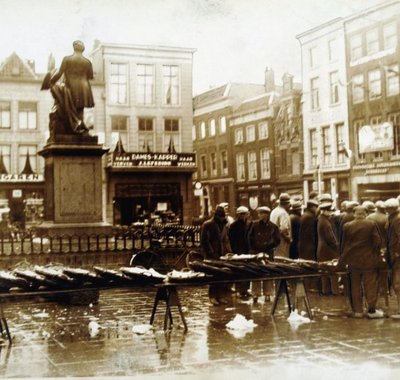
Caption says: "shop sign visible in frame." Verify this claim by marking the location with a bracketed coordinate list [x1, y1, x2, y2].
[358, 122, 393, 153]
[12, 189, 22, 198]
[353, 161, 400, 171]
[111, 152, 196, 168]
[0, 173, 44, 182]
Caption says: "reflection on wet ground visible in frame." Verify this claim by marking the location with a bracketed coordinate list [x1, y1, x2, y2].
[0, 286, 400, 378]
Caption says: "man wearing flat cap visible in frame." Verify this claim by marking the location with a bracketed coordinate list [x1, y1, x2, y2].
[270, 193, 292, 258]
[385, 198, 400, 318]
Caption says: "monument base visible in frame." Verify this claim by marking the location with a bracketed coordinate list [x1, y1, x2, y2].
[35, 221, 113, 237]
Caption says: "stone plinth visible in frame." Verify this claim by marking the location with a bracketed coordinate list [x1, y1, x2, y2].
[37, 135, 112, 236]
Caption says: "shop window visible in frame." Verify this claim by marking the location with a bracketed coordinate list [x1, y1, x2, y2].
[137, 64, 154, 105]
[111, 115, 128, 131]
[163, 65, 179, 105]
[18, 102, 37, 129]
[110, 63, 127, 104]
[0, 102, 11, 129]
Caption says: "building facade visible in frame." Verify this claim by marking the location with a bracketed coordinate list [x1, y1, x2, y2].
[90, 42, 196, 226]
[273, 73, 303, 198]
[192, 83, 265, 218]
[297, 18, 352, 207]
[345, 0, 400, 201]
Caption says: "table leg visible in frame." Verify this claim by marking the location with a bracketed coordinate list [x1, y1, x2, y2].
[271, 279, 283, 315]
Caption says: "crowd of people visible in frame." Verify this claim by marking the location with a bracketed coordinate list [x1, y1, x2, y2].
[199, 192, 400, 320]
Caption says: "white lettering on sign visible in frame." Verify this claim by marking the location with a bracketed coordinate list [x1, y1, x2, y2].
[0, 174, 44, 182]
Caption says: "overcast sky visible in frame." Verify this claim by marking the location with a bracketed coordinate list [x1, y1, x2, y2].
[0, 0, 388, 95]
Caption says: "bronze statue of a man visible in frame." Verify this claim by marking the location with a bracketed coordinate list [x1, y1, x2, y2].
[42, 40, 95, 136]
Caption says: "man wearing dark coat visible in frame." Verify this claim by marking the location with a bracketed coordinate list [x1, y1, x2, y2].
[200, 206, 232, 305]
[289, 200, 302, 260]
[340, 206, 383, 318]
[228, 206, 251, 298]
[298, 199, 319, 290]
[317, 203, 340, 295]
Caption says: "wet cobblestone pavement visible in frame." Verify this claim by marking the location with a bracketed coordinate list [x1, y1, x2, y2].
[1, 286, 400, 379]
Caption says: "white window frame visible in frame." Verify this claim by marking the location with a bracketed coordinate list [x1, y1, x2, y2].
[246, 124, 255, 142]
[200, 121, 206, 139]
[219, 116, 226, 134]
[368, 69, 382, 100]
[248, 151, 257, 181]
[162, 65, 180, 106]
[236, 153, 245, 182]
[366, 28, 379, 56]
[137, 64, 154, 105]
[258, 122, 268, 140]
[18, 145, 37, 173]
[387, 64, 400, 97]
[260, 148, 271, 179]
[0, 145, 11, 173]
[110, 63, 128, 105]
[18, 102, 37, 130]
[329, 71, 340, 104]
[350, 34, 363, 61]
[310, 77, 319, 110]
[0, 102, 11, 129]
[235, 128, 243, 144]
[209, 119, 216, 136]
[310, 129, 318, 168]
[352, 74, 365, 104]
[383, 22, 397, 50]
[322, 126, 332, 165]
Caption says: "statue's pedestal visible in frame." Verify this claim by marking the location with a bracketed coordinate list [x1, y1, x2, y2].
[37, 135, 112, 236]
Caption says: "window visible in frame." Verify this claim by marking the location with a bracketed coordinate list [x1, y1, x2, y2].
[309, 47, 317, 68]
[258, 122, 268, 140]
[384, 22, 397, 50]
[310, 77, 319, 110]
[0, 102, 10, 129]
[219, 116, 226, 134]
[200, 155, 207, 178]
[260, 148, 271, 179]
[18, 102, 36, 129]
[164, 118, 180, 152]
[137, 64, 154, 105]
[329, 71, 340, 104]
[350, 34, 363, 61]
[366, 28, 379, 55]
[209, 119, 216, 136]
[387, 64, 400, 96]
[328, 39, 337, 61]
[310, 129, 318, 167]
[336, 123, 346, 164]
[192, 125, 196, 140]
[246, 125, 255, 142]
[235, 128, 243, 144]
[110, 63, 127, 104]
[111, 116, 128, 131]
[0, 145, 11, 174]
[389, 112, 400, 156]
[354, 119, 366, 160]
[18, 145, 37, 173]
[210, 152, 217, 176]
[371, 116, 383, 159]
[292, 149, 300, 175]
[322, 126, 331, 165]
[200, 121, 206, 138]
[352, 74, 365, 104]
[368, 69, 382, 99]
[220, 150, 228, 175]
[163, 65, 179, 105]
[248, 151, 257, 180]
[236, 153, 245, 181]
[138, 118, 154, 152]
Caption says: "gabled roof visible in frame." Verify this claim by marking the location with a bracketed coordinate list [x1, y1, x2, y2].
[233, 91, 279, 114]
[0, 52, 37, 79]
[193, 84, 230, 108]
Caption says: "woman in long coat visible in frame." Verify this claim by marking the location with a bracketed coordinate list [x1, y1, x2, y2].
[317, 203, 340, 295]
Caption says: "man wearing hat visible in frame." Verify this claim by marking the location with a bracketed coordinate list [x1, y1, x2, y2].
[200, 206, 232, 305]
[289, 200, 303, 260]
[385, 198, 400, 318]
[340, 206, 383, 318]
[248, 206, 281, 302]
[229, 206, 252, 298]
[218, 202, 234, 227]
[298, 199, 319, 290]
[317, 202, 340, 295]
[270, 193, 292, 258]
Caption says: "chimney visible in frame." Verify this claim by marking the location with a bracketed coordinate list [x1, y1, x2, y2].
[265, 67, 275, 92]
